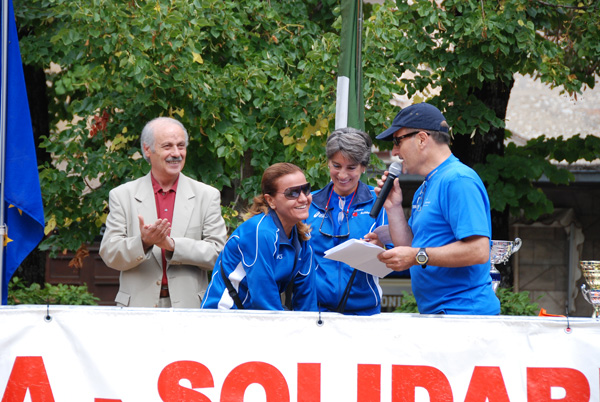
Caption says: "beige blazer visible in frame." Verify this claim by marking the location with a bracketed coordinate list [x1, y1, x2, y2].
[99, 173, 227, 308]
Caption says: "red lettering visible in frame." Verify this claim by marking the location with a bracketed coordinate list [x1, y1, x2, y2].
[221, 361, 289, 402]
[358, 364, 381, 402]
[527, 367, 590, 402]
[297, 363, 320, 402]
[157, 361, 214, 402]
[1, 356, 55, 402]
[464, 366, 509, 402]
[392, 365, 452, 402]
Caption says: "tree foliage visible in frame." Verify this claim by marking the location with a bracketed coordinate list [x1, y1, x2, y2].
[17, 0, 347, 254]
[394, 288, 542, 315]
[7, 277, 99, 305]
[478, 134, 600, 218]
[15, 0, 600, 256]
[371, 0, 600, 223]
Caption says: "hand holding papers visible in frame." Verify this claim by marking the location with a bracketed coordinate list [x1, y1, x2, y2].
[324, 238, 393, 278]
[372, 225, 392, 245]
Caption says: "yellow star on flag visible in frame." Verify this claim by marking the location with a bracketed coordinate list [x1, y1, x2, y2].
[8, 204, 22, 215]
[4, 233, 13, 247]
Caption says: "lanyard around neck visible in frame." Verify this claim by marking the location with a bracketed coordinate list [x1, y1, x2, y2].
[325, 185, 357, 216]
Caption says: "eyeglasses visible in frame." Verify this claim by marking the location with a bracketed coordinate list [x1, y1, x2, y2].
[279, 183, 311, 200]
[413, 181, 427, 212]
[392, 131, 422, 146]
[318, 187, 356, 238]
[319, 208, 350, 238]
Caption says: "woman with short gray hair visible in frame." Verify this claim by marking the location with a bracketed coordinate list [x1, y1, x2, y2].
[306, 127, 388, 315]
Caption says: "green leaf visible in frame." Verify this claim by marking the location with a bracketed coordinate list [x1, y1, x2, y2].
[15, 0, 600, 254]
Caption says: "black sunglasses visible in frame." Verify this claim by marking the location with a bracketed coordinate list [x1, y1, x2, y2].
[279, 183, 311, 200]
[319, 208, 350, 238]
[392, 130, 422, 146]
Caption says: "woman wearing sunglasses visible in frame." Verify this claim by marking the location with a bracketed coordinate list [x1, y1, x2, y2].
[306, 127, 390, 315]
[202, 163, 317, 311]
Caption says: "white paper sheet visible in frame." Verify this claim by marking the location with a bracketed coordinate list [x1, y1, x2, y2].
[372, 224, 392, 245]
[324, 238, 393, 278]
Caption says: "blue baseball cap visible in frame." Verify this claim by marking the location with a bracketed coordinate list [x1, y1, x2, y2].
[376, 102, 449, 141]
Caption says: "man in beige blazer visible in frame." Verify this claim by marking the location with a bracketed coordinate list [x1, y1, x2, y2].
[99, 117, 227, 308]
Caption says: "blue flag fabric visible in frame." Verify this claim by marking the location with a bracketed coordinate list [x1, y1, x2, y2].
[1, 0, 45, 304]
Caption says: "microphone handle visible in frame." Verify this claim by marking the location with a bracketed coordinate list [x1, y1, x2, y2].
[369, 173, 397, 219]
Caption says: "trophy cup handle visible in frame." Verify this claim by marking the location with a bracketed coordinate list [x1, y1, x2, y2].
[513, 238, 522, 253]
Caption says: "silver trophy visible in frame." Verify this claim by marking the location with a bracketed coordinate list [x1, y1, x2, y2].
[490, 238, 522, 293]
[579, 261, 600, 318]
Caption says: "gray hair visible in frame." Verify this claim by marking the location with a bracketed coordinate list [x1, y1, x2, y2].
[424, 121, 451, 145]
[325, 127, 372, 166]
[140, 117, 189, 163]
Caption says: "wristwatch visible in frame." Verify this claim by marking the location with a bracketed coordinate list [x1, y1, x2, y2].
[415, 248, 428, 269]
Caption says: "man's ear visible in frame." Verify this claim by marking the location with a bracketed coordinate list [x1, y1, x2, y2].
[142, 143, 152, 159]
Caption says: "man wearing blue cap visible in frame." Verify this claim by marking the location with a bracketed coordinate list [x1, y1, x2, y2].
[368, 102, 500, 315]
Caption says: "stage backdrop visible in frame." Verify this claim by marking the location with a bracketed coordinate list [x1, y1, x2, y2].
[0, 305, 598, 402]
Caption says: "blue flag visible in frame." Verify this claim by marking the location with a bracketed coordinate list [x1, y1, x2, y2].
[1, 0, 45, 304]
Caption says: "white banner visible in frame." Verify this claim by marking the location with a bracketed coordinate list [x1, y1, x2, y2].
[0, 305, 598, 402]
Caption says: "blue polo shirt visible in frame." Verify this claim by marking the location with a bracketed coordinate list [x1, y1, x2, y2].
[408, 155, 500, 315]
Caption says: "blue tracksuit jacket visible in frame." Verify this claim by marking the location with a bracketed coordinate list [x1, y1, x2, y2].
[306, 181, 388, 315]
[202, 211, 317, 311]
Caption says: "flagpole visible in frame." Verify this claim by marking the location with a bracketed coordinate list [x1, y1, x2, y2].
[355, 0, 363, 126]
[335, 0, 364, 131]
[0, 0, 9, 304]
[0, 0, 45, 305]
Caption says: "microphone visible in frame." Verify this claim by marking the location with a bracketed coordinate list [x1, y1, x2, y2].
[369, 162, 403, 218]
